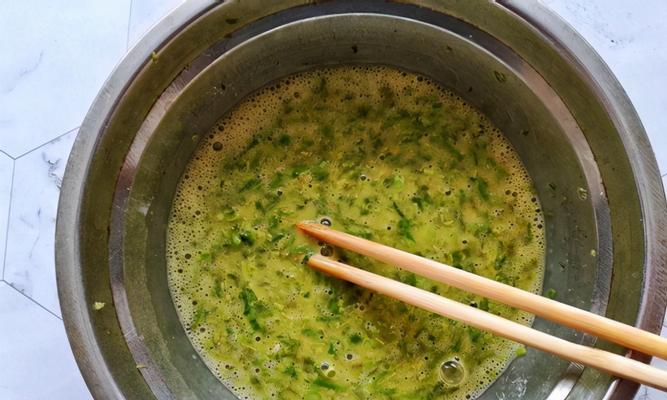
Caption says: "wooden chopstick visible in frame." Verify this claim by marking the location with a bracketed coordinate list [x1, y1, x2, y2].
[307, 254, 667, 391]
[297, 221, 667, 360]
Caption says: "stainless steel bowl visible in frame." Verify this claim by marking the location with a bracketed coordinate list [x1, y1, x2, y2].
[56, 1, 667, 399]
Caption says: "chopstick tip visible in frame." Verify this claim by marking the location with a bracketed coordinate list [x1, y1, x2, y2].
[295, 220, 310, 230]
[296, 220, 323, 232]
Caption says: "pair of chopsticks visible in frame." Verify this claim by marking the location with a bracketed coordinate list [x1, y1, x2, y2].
[296, 221, 667, 391]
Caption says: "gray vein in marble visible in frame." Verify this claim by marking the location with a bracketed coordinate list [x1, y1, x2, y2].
[10, 269, 31, 296]
[1, 51, 44, 94]
[18, 214, 34, 230]
[43, 153, 63, 188]
[13, 126, 78, 160]
[126, 0, 135, 50]
[28, 232, 40, 262]
[0, 280, 61, 321]
[548, 1, 636, 46]
[1, 162, 14, 279]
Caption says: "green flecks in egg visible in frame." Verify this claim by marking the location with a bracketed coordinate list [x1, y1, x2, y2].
[167, 65, 545, 400]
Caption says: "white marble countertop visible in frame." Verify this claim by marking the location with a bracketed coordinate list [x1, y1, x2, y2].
[0, 1, 665, 399]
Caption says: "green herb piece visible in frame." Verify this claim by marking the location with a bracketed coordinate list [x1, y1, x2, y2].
[468, 327, 483, 343]
[311, 162, 330, 181]
[479, 298, 490, 311]
[473, 223, 492, 238]
[313, 377, 344, 391]
[383, 174, 404, 189]
[475, 177, 490, 201]
[239, 230, 255, 246]
[398, 218, 415, 242]
[357, 105, 371, 118]
[392, 201, 415, 242]
[269, 172, 284, 189]
[199, 252, 213, 263]
[213, 278, 223, 298]
[494, 254, 507, 270]
[350, 333, 363, 344]
[410, 185, 432, 211]
[191, 305, 211, 329]
[314, 77, 328, 95]
[278, 134, 292, 146]
[433, 135, 463, 161]
[515, 345, 527, 357]
[301, 327, 319, 337]
[328, 343, 337, 355]
[291, 165, 309, 178]
[458, 189, 467, 206]
[451, 251, 464, 269]
[240, 287, 268, 331]
[239, 178, 261, 192]
[270, 231, 286, 243]
[577, 187, 588, 201]
[284, 365, 298, 378]
[523, 223, 533, 244]
[401, 273, 418, 287]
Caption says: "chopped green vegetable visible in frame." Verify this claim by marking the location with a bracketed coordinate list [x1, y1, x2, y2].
[327, 296, 341, 315]
[523, 223, 533, 244]
[494, 254, 507, 270]
[349, 333, 363, 344]
[313, 377, 344, 391]
[213, 279, 223, 298]
[239, 178, 261, 192]
[475, 177, 490, 201]
[240, 287, 269, 331]
[402, 273, 418, 287]
[278, 134, 291, 146]
[311, 162, 330, 181]
[410, 185, 432, 211]
[391, 201, 405, 218]
[269, 172, 284, 189]
[515, 345, 527, 357]
[328, 342, 337, 355]
[451, 250, 464, 269]
[191, 305, 211, 329]
[397, 218, 415, 242]
[290, 165, 308, 178]
[468, 327, 483, 343]
[577, 187, 588, 200]
[284, 365, 297, 378]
